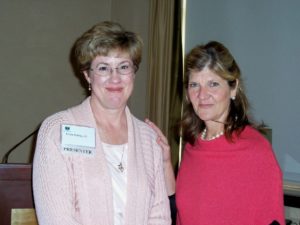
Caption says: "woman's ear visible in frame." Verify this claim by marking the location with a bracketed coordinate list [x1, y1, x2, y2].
[83, 70, 91, 83]
[185, 93, 190, 103]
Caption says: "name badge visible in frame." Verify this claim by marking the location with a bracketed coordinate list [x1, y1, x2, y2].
[61, 124, 96, 156]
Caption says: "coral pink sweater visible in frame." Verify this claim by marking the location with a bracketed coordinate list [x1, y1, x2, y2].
[176, 126, 285, 225]
[33, 98, 171, 225]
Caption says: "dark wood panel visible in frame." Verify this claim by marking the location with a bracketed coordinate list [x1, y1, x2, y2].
[0, 163, 34, 225]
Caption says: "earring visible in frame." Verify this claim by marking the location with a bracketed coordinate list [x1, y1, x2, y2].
[231, 96, 236, 100]
[88, 83, 91, 91]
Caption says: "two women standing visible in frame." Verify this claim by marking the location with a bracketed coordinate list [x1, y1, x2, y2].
[33, 21, 284, 225]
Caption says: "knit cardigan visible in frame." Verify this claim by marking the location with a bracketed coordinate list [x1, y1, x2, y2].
[32, 97, 171, 225]
[176, 126, 285, 225]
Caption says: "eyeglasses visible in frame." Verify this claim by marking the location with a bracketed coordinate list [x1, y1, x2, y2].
[90, 62, 135, 77]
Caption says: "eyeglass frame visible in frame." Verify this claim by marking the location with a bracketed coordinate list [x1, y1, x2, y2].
[89, 62, 137, 77]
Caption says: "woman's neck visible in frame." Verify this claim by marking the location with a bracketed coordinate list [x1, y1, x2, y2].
[97, 121, 128, 145]
[90, 100, 128, 145]
[203, 122, 224, 141]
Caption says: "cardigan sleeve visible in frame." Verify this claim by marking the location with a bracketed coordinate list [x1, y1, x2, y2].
[148, 142, 172, 225]
[32, 116, 82, 225]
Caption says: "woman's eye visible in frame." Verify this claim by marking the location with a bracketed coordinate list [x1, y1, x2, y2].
[120, 64, 129, 70]
[188, 82, 199, 88]
[98, 66, 109, 71]
[208, 81, 219, 87]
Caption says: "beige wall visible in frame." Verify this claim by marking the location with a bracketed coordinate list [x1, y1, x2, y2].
[0, 0, 149, 163]
[111, 0, 149, 119]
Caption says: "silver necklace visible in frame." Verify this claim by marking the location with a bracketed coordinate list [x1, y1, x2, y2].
[117, 145, 125, 173]
[201, 128, 224, 141]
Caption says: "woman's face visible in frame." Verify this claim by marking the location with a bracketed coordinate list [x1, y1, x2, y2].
[83, 51, 135, 111]
[187, 67, 237, 124]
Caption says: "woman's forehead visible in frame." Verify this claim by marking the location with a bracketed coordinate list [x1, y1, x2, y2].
[93, 53, 132, 64]
[189, 68, 221, 79]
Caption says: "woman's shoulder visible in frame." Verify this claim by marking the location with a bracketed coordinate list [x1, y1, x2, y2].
[37, 112, 69, 141]
[239, 125, 271, 147]
[131, 115, 157, 138]
[241, 126, 282, 172]
[41, 107, 73, 127]
[238, 126, 278, 162]
[39, 99, 88, 134]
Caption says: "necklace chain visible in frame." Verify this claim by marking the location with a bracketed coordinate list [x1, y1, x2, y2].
[117, 145, 125, 173]
[201, 128, 224, 141]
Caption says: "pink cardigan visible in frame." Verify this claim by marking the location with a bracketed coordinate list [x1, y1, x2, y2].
[33, 98, 171, 225]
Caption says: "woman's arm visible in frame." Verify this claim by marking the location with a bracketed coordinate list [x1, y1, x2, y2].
[32, 118, 81, 225]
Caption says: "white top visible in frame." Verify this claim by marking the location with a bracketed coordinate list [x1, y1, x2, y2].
[102, 142, 128, 225]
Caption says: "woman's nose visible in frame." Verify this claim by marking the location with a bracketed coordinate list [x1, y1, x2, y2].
[108, 68, 122, 82]
[197, 87, 209, 99]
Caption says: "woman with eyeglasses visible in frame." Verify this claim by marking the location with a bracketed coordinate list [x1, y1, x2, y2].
[32, 21, 171, 225]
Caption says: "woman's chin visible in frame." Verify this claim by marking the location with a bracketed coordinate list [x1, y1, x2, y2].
[105, 102, 127, 110]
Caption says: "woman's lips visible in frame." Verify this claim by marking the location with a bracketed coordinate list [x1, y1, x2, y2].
[199, 103, 213, 108]
[106, 87, 123, 92]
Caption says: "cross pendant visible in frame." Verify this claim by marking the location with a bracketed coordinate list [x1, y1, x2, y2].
[118, 163, 124, 172]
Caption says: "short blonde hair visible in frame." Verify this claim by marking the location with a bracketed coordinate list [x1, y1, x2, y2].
[73, 21, 143, 72]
